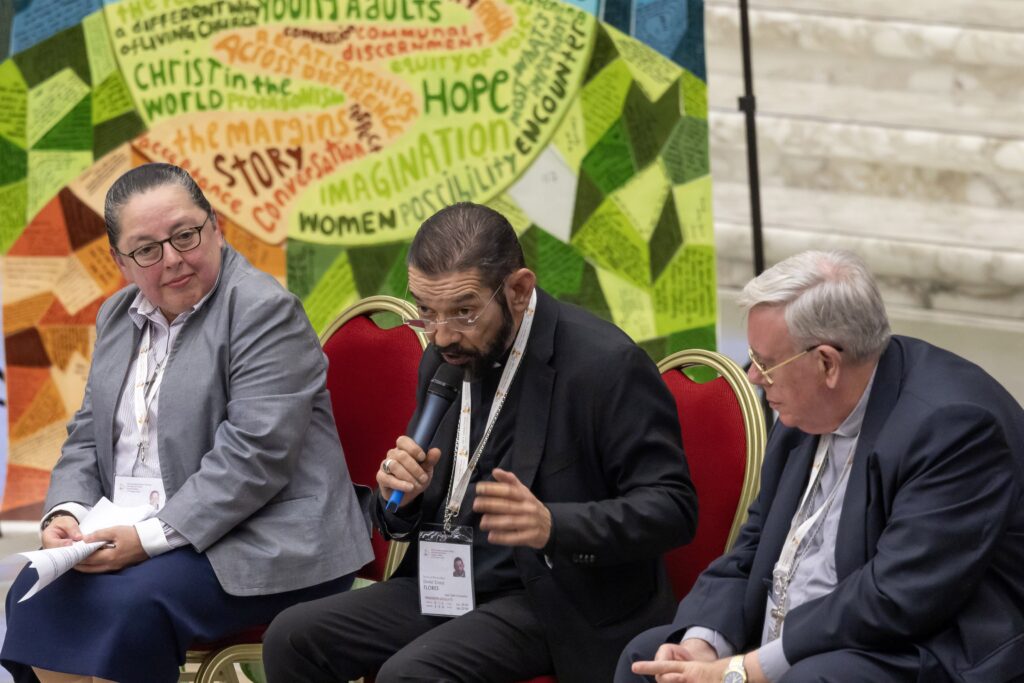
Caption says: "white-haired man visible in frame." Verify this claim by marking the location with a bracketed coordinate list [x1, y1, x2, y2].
[618, 250, 1024, 683]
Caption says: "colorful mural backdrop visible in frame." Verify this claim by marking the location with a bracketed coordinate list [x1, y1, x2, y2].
[0, 0, 711, 516]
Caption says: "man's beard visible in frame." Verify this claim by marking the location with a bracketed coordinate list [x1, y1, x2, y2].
[435, 299, 515, 379]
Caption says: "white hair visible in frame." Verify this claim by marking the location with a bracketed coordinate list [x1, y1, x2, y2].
[737, 250, 891, 363]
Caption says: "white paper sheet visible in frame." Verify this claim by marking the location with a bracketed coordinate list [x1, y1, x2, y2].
[17, 497, 157, 602]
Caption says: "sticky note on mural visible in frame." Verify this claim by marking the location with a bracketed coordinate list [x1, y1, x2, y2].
[0, 61, 29, 148]
[27, 69, 90, 149]
[301, 250, 359, 335]
[27, 150, 92, 225]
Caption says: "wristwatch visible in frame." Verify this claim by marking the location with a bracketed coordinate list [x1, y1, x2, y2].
[41, 510, 76, 530]
[722, 655, 747, 683]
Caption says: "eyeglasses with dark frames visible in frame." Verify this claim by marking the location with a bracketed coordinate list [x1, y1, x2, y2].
[117, 215, 210, 267]
[402, 280, 505, 334]
[747, 343, 844, 386]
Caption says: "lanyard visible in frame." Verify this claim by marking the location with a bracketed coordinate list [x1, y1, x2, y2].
[768, 433, 854, 639]
[132, 323, 168, 471]
[442, 289, 537, 532]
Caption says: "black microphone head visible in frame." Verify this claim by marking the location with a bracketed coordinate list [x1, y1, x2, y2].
[427, 363, 463, 402]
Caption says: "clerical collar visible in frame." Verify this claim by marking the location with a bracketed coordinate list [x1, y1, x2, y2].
[491, 343, 514, 370]
[462, 341, 515, 383]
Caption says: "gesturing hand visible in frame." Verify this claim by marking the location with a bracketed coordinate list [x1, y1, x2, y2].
[75, 525, 148, 573]
[473, 468, 552, 549]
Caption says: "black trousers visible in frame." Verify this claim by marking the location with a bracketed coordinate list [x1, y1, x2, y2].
[263, 576, 553, 683]
[615, 623, 923, 683]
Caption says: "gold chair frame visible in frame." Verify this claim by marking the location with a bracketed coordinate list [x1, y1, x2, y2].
[183, 296, 427, 683]
[319, 294, 427, 579]
[657, 348, 767, 550]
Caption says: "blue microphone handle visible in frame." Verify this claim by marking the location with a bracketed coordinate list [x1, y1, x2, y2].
[385, 489, 404, 512]
[385, 396, 449, 512]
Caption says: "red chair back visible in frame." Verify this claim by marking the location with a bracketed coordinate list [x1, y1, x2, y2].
[658, 350, 766, 600]
[321, 297, 425, 581]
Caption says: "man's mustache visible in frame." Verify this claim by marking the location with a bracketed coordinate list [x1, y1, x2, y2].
[435, 343, 479, 358]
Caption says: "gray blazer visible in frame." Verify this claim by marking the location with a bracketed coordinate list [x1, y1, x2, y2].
[45, 245, 373, 596]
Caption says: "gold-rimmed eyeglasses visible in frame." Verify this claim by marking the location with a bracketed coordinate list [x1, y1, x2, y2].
[747, 343, 843, 386]
[402, 281, 504, 334]
[117, 215, 210, 267]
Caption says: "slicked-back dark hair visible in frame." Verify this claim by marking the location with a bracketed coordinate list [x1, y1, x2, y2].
[104, 163, 212, 247]
[407, 203, 526, 290]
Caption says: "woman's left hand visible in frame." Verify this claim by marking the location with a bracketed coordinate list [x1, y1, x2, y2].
[76, 525, 148, 573]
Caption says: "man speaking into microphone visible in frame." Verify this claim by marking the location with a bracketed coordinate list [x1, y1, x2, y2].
[263, 202, 698, 682]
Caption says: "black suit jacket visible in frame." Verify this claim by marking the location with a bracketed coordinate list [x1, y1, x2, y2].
[674, 336, 1024, 682]
[375, 288, 698, 681]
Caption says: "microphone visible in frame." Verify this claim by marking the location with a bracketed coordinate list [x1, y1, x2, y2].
[386, 362, 463, 512]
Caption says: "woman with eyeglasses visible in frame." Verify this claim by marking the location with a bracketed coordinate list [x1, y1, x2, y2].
[2, 163, 373, 683]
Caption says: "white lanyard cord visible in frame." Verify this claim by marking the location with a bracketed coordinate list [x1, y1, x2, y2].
[768, 434, 854, 639]
[780, 437, 832, 567]
[131, 323, 167, 473]
[443, 289, 537, 532]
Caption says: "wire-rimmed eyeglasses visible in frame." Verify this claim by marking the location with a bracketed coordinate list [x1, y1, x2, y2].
[116, 215, 210, 267]
[403, 282, 504, 334]
[747, 343, 844, 385]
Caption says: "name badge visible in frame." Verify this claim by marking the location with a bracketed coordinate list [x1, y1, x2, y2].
[418, 524, 475, 617]
[113, 476, 166, 511]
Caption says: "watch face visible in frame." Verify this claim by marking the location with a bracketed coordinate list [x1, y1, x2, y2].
[723, 673, 746, 683]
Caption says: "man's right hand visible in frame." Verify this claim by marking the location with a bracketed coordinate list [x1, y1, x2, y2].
[41, 515, 83, 549]
[376, 435, 442, 509]
[653, 639, 719, 663]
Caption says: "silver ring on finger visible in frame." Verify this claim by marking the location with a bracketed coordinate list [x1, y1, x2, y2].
[382, 458, 393, 475]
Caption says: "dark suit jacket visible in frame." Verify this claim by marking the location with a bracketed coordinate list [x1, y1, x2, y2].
[674, 335, 1024, 682]
[374, 288, 698, 682]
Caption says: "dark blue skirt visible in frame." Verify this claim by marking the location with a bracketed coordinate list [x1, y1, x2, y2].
[1, 548, 352, 683]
